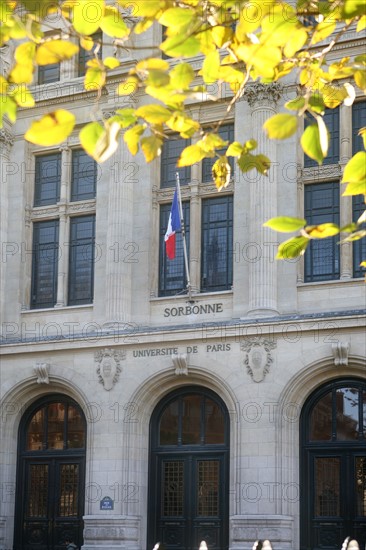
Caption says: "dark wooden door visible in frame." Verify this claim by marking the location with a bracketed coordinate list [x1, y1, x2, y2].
[155, 453, 227, 550]
[148, 387, 229, 550]
[15, 396, 86, 550]
[301, 380, 366, 550]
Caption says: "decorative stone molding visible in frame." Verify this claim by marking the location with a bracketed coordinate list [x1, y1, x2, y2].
[172, 354, 188, 376]
[243, 82, 282, 107]
[33, 363, 50, 384]
[0, 128, 14, 148]
[241, 339, 277, 382]
[95, 348, 125, 390]
[332, 342, 349, 366]
[83, 516, 140, 548]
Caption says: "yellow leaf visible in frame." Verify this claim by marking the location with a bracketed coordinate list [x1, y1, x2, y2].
[15, 42, 36, 64]
[36, 41, 79, 65]
[72, 0, 105, 35]
[25, 110, 75, 146]
[124, 124, 145, 155]
[212, 156, 231, 191]
[140, 135, 163, 162]
[117, 76, 139, 96]
[178, 144, 206, 166]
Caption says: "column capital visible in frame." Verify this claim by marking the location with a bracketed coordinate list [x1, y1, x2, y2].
[243, 82, 282, 108]
[0, 128, 14, 156]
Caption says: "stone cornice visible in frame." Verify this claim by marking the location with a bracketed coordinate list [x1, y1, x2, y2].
[302, 163, 342, 183]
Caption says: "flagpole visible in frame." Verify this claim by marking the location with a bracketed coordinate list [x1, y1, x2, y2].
[176, 172, 193, 302]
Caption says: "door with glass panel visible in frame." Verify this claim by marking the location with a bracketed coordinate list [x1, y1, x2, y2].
[301, 380, 366, 550]
[15, 396, 86, 550]
[148, 387, 229, 550]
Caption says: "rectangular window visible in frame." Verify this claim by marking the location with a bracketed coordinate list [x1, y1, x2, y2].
[304, 108, 340, 167]
[68, 215, 95, 305]
[201, 196, 233, 292]
[304, 182, 340, 282]
[78, 33, 102, 77]
[34, 153, 61, 206]
[159, 202, 190, 296]
[353, 194, 366, 278]
[31, 220, 59, 308]
[161, 137, 191, 188]
[71, 149, 97, 201]
[38, 63, 60, 85]
[202, 123, 234, 183]
[352, 100, 366, 154]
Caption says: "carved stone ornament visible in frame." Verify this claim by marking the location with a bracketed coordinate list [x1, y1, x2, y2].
[33, 363, 50, 384]
[172, 354, 188, 376]
[241, 339, 277, 382]
[95, 348, 125, 390]
[243, 82, 282, 107]
[332, 342, 350, 366]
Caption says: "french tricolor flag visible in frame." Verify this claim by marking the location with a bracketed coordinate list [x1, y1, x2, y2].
[165, 188, 181, 259]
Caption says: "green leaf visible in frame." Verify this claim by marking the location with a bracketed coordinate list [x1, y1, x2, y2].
[72, 0, 104, 35]
[178, 144, 206, 166]
[263, 217, 306, 232]
[80, 121, 104, 156]
[212, 156, 231, 191]
[305, 223, 340, 238]
[0, 95, 17, 126]
[145, 69, 170, 88]
[114, 108, 137, 128]
[301, 123, 324, 165]
[354, 70, 366, 93]
[36, 41, 79, 65]
[84, 60, 105, 90]
[276, 236, 309, 260]
[263, 114, 298, 139]
[237, 152, 270, 175]
[161, 35, 200, 58]
[170, 63, 195, 89]
[94, 121, 121, 162]
[100, 8, 129, 38]
[285, 97, 305, 111]
[342, 151, 366, 183]
[316, 115, 329, 157]
[140, 135, 163, 162]
[25, 110, 75, 146]
[159, 7, 195, 28]
[135, 104, 171, 124]
[166, 113, 199, 137]
[342, 180, 366, 196]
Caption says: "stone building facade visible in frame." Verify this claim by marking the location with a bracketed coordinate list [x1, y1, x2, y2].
[0, 22, 365, 550]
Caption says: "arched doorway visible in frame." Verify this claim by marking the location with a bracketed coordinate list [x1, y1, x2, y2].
[14, 395, 86, 550]
[300, 378, 366, 549]
[148, 386, 230, 550]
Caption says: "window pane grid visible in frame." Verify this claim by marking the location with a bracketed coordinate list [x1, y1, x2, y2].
[202, 124, 234, 183]
[159, 202, 190, 296]
[162, 461, 184, 516]
[304, 108, 339, 167]
[304, 182, 340, 282]
[71, 150, 97, 201]
[31, 220, 59, 308]
[201, 196, 233, 292]
[352, 101, 366, 154]
[68, 216, 95, 305]
[78, 33, 102, 77]
[352, 194, 366, 278]
[197, 460, 219, 517]
[38, 63, 60, 84]
[161, 137, 191, 188]
[34, 154, 61, 206]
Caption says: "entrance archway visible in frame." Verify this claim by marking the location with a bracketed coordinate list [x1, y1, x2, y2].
[300, 378, 366, 549]
[148, 386, 230, 550]
[14, 395, 86, 550]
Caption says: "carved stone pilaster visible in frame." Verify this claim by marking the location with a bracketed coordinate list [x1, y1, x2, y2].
[243, 82, 282, 108]
[95, 348, 126, 390]
[0, 128, 14, 158]
[33, 363, 50, 384]
[332, 342, 350, 366]
[241, 339, 277, 382]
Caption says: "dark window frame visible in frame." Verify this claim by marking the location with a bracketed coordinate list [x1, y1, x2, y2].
[304, 182, 340, 282]
[68, 215, 96, 306]
[202, 123, 235, 183]
[34, 153, 61, 207]
[304, 107, 340, 167]
[38, 63, 60, 85]
[71, 149, 97, 202]
[201, 195, 233, 292]
[159, 201, 190, 297]
[78, 32, 103, 77]
[31, 219, 59, 309]
[161, 135, 191, 188]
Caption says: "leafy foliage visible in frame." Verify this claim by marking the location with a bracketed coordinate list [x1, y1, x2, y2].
[0, 0, 365, 268]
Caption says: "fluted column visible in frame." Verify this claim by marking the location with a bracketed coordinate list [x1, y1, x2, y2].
[189, 181, 200, 292]
[339, 104, 353, 279]
[0, 128, 15, 329]
[244, 83, 281, 316]
[105, 137, 133, 324]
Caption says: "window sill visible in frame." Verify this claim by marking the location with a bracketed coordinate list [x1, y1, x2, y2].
[297, 278, 365, 288]
[151, 289, 233, 302]
[22, 304, 94, 314]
